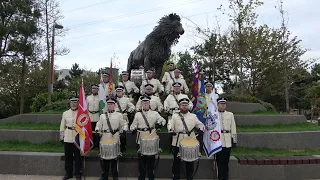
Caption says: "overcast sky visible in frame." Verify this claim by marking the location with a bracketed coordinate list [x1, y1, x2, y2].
[56, 0, 319, 72]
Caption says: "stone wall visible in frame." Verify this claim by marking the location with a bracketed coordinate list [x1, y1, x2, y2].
[226, 102, 266, 113]
[1, 130, 320, 149]
[1, 152, 320, 180]
[0, 114, 307, 125]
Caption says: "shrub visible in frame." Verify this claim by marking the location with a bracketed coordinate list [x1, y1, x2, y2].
[31, 92, 70, 112]
[40, 100, 69, 112]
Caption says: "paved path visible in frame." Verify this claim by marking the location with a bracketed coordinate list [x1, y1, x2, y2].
[0, 175, 215, 180]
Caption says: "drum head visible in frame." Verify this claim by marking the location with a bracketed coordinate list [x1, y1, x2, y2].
[100, 137, 118, 144]
[180, 138, 199, 146]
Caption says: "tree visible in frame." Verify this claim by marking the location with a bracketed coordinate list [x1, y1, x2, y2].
[69, 63, 84, 79]
[219, 0, 264, 95]
[305, 82, 320, 120]
[311, 63, 320, 81]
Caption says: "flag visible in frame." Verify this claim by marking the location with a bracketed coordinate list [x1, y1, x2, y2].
[191, 62, 199, 111]
[203, 87, 222, 157]
[74, 81, 94, 155]
[99, 69, 106, 114]
[191, 62, 207, 125]
[108, 59, 114, 97]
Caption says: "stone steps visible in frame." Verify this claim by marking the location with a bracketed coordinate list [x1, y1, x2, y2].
[1, 151, 320, 180]
[0, 114, 307, 125]
[0, 130, 320, 149]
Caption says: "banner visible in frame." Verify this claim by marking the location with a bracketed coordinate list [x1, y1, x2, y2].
[108, 60, 114, 97]
[99, 69, 106, 114]
[191, 61, 207, 125]
[203, 87, 222, 157]
[74, 81, 94, 155]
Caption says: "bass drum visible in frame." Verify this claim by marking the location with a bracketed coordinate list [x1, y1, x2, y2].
[130, 69, 146, 88]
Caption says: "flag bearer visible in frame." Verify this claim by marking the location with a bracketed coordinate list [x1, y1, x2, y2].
[60, 97, 82, 180]
[215, 97, 237, 180]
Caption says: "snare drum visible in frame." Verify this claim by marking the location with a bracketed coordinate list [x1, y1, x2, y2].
[179, 138, 200, 162]
[100, 137, 120, 160]
[139, 134, 160, 156]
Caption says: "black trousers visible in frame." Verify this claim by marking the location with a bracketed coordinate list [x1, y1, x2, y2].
[138, 153, 156, 180]
[216, 147, 231, 180]
[172, 147, 194, 180]
[100, 158, 118, 179]
[92, 122, 100, 149]
[64, 142, 82, 176]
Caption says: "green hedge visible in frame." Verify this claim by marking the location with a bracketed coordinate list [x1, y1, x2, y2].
[40, 100, 69, 112]
[222, 94, 276, 112]
[30, 92, 70, 112]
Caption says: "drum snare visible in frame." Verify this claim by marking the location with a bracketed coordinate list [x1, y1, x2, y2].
[178, 137, 201, 162]
[139, 134, 160, 156]
[100, 137, 120, 160]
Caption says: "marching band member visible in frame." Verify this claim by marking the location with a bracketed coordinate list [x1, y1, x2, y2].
[86, 84, 100, 148]
[95, 98, 128, 180]
[60, 97, 82, 180]
[118, 71, 140, 99]
[162, 62, 184, 95]
[216, 97, 237, 180]
[136, 84, 163, 113]
[168, 98, 204, 180]
[165, 69, 189, 95]
[102, 73, 115, 97]
[204, 81, 219, 108]
[130, 95, 166, 180]
[115, 85, 135, 152]
[140, 69, 164, 97]
[164, 82, 193, 122]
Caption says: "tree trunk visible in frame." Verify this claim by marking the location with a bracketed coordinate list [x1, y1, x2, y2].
[45, 0, 52, 104]
[19, 55, 27, 114]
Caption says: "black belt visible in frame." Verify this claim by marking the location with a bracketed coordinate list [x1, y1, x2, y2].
[170, 108, 179, 110]
[138, 128, 154, 131]
[67, 126, 75, 130]
[89, 110, 99, 114]
[100, 129, 119, 134]
[221, 130, 230, 133]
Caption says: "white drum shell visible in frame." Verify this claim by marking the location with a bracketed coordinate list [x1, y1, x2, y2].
[179, 139, 200, 162]
[139, 135, 160, 156]
[100, 139, 120, 160]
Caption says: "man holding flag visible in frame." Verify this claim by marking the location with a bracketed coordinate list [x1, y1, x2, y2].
[60, 97, 83, 180]
[215, 97, 237, 180]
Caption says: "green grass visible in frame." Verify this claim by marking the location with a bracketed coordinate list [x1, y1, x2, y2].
[1, 141, 320, 157]
[0, 122, 60, 130]
[237, 123, 320, 132]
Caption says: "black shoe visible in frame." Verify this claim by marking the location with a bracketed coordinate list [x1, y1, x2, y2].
[113, 177, 119, 180]
[62, 174, 73, 180]
[76, 176, 81, 180]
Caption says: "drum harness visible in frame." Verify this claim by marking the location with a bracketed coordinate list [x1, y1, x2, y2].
[121, 80, 130, 96]
[131, 111, 161, 171]
[177, 112, 201, 180]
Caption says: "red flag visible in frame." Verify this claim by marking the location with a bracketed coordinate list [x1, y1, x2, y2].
[74, 81, 93, 155]
[108, 59, 114, 97]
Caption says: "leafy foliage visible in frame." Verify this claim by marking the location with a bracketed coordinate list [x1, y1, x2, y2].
[40, 100, 69, 112]
[30, 92, 69, 112]
[69, 63, 84, 79]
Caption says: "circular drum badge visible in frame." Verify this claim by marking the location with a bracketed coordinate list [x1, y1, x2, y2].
[77, 114, 90, 126]
[210, 130, 220, 142]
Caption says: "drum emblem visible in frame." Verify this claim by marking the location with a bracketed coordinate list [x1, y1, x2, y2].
[77, 114, 90, 126]
[210, 130, 220, 142]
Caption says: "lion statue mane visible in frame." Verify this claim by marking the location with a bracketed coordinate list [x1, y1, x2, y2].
[127, 13, 184, 79]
